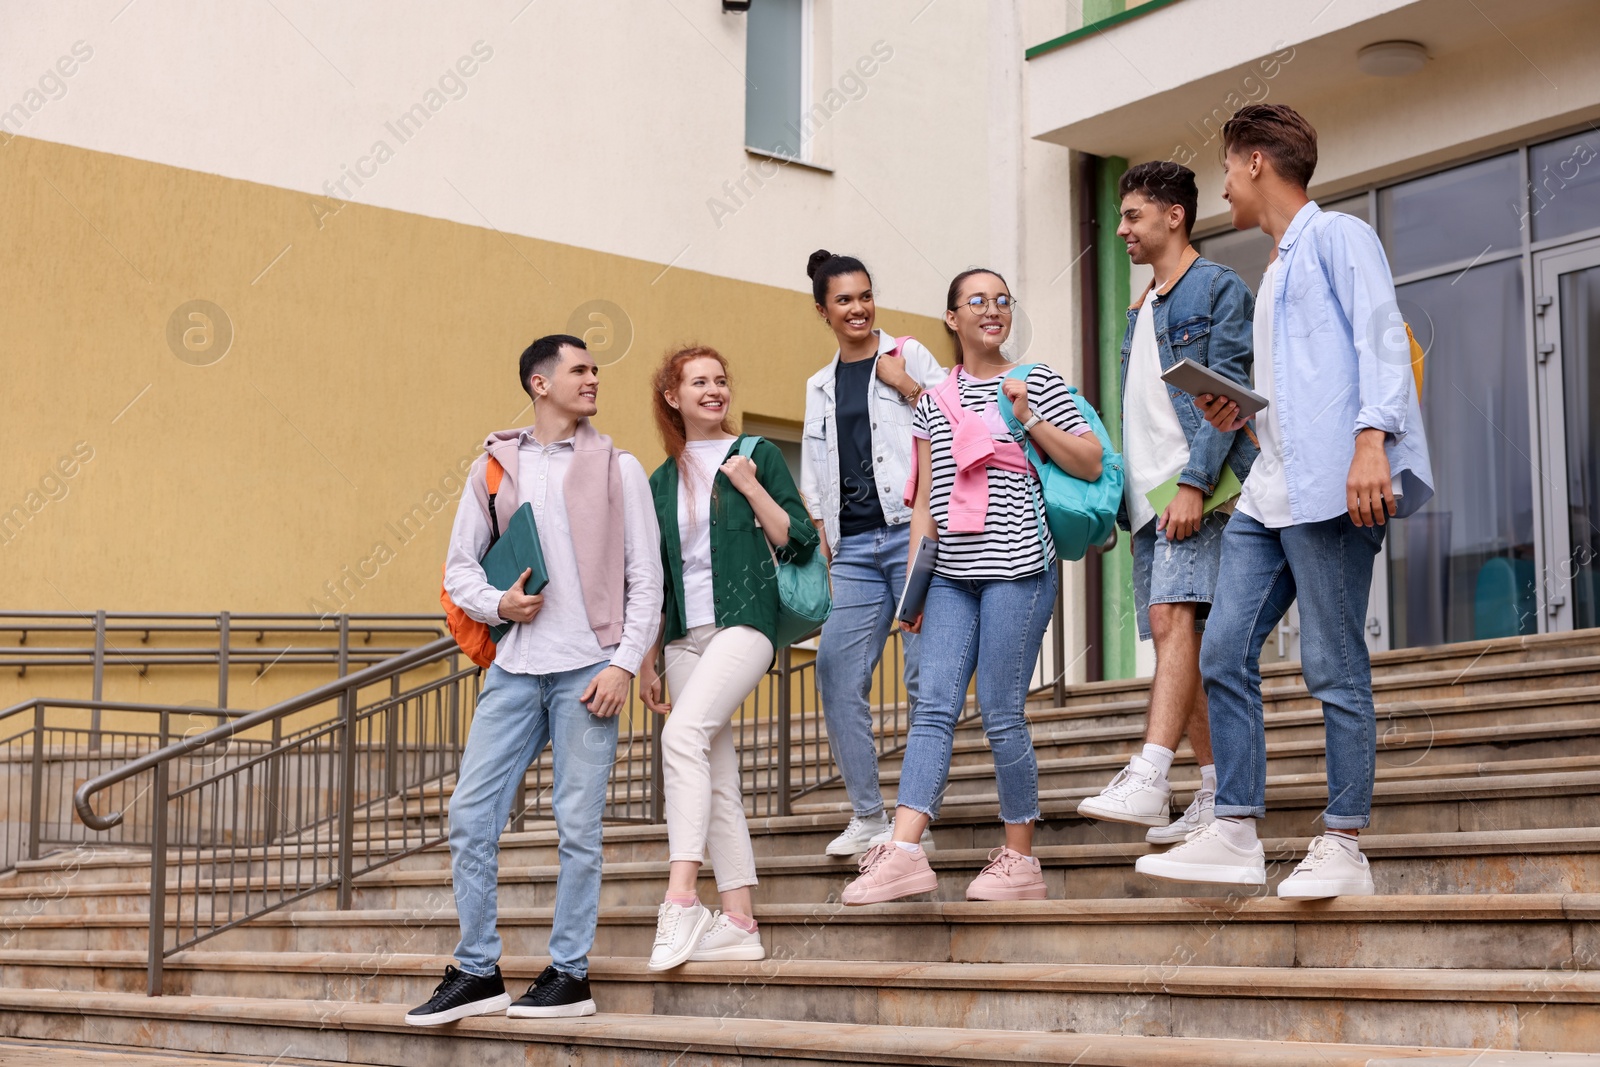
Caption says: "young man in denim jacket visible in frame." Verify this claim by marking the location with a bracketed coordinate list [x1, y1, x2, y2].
[1078, 162, 1257, 845]
[1137, 104, 1433, 898]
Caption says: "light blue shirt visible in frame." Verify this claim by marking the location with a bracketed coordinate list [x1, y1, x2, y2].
[1264, 201, 1434, 524]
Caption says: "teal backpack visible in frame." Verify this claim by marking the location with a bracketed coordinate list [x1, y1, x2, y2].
[737, 436, 832, 646]
[998, 365, 1124, 561]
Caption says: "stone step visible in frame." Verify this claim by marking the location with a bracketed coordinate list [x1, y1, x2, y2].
[336, 650, 1600, 819]
[353, 681, 1600, 821]
[10, 952, 1600, 1054]
[0, 1038, 345, 1067]
[1057, 630, 1600, 712]
[11, 830, 1600, 953]
[11, 893, 1578, 972]
[17, 759, 1600, 908]
[4, 989, 1582, 1067]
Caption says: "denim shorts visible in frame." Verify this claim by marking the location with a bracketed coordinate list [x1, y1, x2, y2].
[1130, 510, 1228, 641]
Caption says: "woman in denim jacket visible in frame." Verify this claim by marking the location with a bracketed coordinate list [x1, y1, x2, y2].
[799, 251, 947, 859]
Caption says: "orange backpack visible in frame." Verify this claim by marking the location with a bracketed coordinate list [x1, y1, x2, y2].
[440, 456, 507, 670]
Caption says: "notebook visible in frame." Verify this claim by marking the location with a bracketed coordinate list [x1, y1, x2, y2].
[480, 502, 549, 642]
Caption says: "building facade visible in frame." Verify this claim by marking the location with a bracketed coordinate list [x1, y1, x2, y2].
[1030, 0, 1600, 678]
[6, 0, 1597, 699]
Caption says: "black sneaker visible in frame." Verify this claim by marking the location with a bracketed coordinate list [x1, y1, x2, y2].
[506, 965, 597, 1018]
[405, 964, 511, 1026]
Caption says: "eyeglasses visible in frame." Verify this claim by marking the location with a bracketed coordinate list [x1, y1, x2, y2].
[955, 294, 1016, 315]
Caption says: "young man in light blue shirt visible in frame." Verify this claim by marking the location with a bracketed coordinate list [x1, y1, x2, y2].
[1136, 104, 1433, 898]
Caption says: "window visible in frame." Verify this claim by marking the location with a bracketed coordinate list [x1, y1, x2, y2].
[1529, 130, 1600, 243]
[1379, 153, 1521, 277]
[745, 0, 809, 160]
[1196, 194, 1369, 292]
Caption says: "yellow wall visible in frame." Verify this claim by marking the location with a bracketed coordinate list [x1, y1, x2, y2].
[2, 135, 947, 643]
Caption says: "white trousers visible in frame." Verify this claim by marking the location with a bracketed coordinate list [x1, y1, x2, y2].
[661, 623, 773, 891]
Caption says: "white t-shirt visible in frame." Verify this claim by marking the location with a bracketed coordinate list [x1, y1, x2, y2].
[1239, 259, 1294, 528]
[1123, 289, 1191, 533]
[678, 439, 732, 628]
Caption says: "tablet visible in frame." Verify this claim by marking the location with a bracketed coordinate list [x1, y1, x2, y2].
[896, 536, 938, 624]
[1160, 359, 1270, 419]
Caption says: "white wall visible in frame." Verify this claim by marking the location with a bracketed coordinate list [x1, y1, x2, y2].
[0, 0, 1020, 318]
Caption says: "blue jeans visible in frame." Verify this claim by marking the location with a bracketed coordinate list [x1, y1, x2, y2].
[448, 661, 616, 978]
[1201, 512, 1385, 829]
[816, 523, 922, 818]
[894, 566, 1055, 824]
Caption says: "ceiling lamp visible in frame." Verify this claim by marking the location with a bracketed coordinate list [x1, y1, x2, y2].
[1357, 40, 1429, 77]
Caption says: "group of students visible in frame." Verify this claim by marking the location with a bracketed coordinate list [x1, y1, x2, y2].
[405, 102, 1434, 1027]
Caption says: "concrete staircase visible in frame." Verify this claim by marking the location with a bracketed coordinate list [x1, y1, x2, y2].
[5, 632, 1600, 1064]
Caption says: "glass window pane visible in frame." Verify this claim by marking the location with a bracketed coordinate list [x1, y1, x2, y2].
[1559, 262, 1600, 628]
[1530, 131, 1600, 242]
[1388, 258, 1534, 647]
[1197, 228, 1272, 292]
[1199, 196, 1369, 293]
[1379, 153, 1522, 277]
[745, 0, 805, 158]
[1324, 193, 1370, 224]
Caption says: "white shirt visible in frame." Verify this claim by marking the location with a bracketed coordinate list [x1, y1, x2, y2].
[443, 431, 662, 676]
[1239, 259, 1294, 528]
[1123, 289, 1191, 533]
[678, 439, 732, 628]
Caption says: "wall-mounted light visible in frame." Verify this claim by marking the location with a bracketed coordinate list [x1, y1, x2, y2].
[722, 0, 751, 11]
[1357, 40, 1429, 77]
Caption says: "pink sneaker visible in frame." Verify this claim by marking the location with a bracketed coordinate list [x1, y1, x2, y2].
[965, 847, 1047, 901]
[841, 843, 937, 906]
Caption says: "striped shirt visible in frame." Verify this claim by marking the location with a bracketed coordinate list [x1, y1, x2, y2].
[912, 364, 1089, 580]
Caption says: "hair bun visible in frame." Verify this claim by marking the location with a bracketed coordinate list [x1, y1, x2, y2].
[806, 249, 833, 280]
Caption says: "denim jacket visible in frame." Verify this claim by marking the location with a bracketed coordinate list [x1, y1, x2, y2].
[801, 329, 947, 552]
[1116, 253, 1258, 530]
[1265, 202, 1434, 523]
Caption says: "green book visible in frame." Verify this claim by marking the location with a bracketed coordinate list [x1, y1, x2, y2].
[1144, 463, 1244, 518]
[481, 502, 549, 642]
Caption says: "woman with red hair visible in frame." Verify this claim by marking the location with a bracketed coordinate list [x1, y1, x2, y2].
[638, 345, 819, 971]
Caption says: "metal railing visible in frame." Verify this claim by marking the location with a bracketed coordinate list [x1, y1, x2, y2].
[59, 570, 1071, 996]
[0, 610, 445, 709]
[72, 637, 477, 994]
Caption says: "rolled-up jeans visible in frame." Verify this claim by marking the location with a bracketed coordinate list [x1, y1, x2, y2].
[816, 523, 922, 819]
[1201, 511, 1385, 829]
[448, 660, 615, 979]
[894, 566, 1055, 824]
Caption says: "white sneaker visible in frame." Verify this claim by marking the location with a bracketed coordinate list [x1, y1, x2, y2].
[687, 911, 765, 962]
[1145, 789, 1215, 845]
[867, 821, 936, 851]
[1078, 760, 1172, 827]
[1135, 820, 1266, 886]
[825, 812, 889, 857]
[646, 900, 714, 971]
[1277, 836, 1375, 899]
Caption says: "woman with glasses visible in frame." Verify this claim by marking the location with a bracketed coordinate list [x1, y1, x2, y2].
[799, 250, 948, 860]
[842, 268, 1102, 905]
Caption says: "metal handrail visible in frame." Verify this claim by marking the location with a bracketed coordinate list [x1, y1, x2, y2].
[73, 636, 457, 831]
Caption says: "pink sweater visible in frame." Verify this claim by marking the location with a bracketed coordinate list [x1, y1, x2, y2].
[903, 368, 1032, 533]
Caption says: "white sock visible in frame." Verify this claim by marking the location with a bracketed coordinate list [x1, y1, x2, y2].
[893, 840, 923, 854]
[1216, 816, 1258, 849]
[1326, 830, 1361, 858]
[1138, 743, 1175, 782]
[1199, 764, 1217, 794]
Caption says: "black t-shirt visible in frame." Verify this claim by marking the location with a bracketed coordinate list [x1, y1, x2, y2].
[835, 356, 888, 536]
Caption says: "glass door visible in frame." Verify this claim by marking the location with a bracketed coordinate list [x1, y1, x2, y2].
[1536, 237, 1600, 632]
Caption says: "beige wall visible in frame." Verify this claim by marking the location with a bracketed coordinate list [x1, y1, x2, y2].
[0, 135, 945, 632]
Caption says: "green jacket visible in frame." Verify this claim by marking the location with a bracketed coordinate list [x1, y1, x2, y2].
[650, 435, 820, 651]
